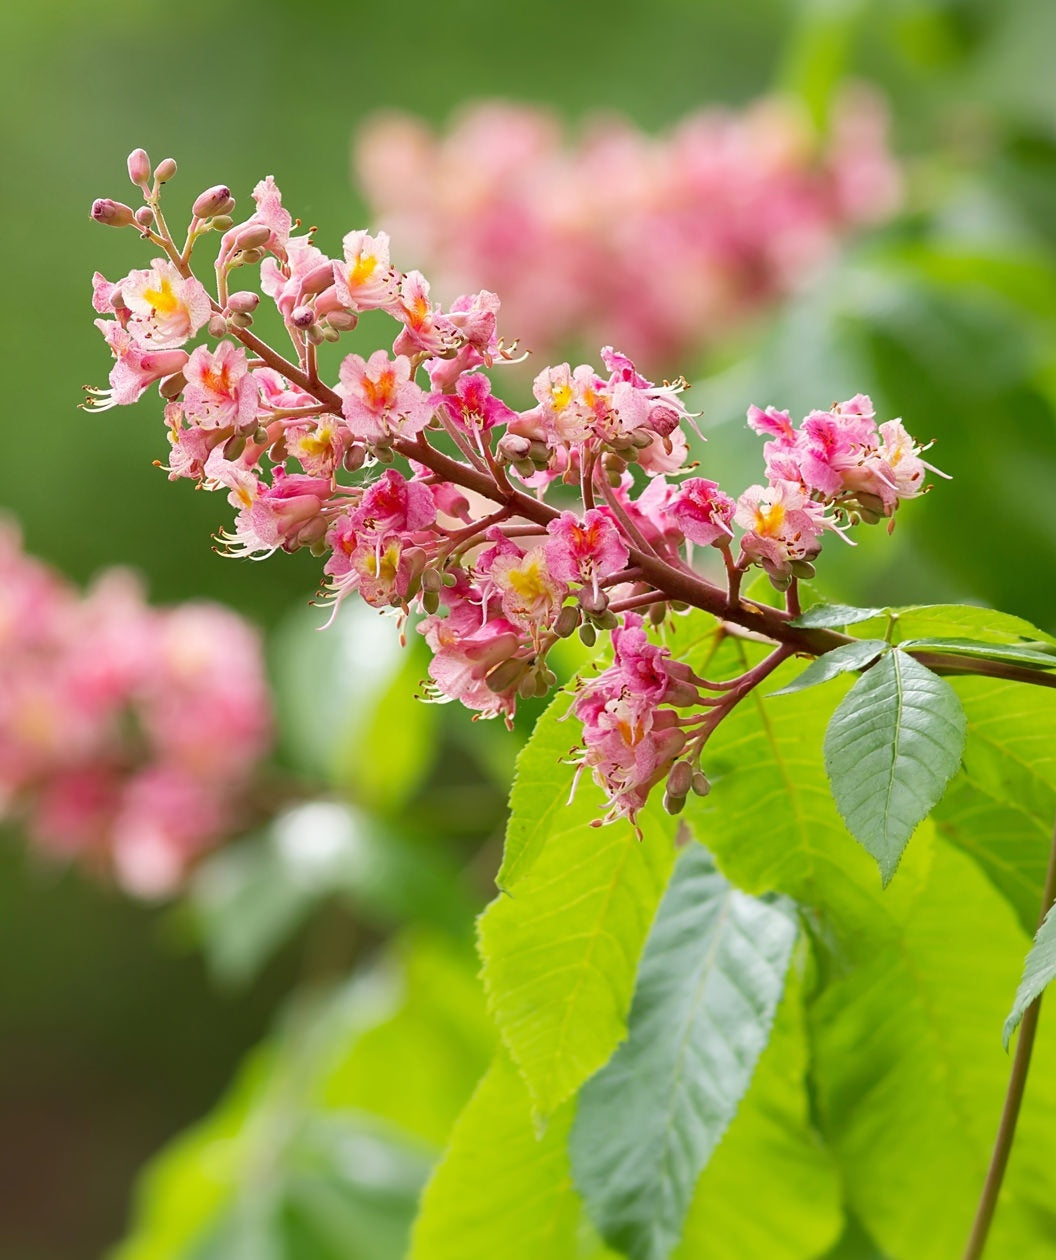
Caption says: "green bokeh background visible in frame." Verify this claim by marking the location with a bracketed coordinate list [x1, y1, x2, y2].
[3, 0, 1056, 1255]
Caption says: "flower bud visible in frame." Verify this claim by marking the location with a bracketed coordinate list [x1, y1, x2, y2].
[228, 312, 254, 329]
[192, 185, 235, 219]
[207, 314, 229, 339]
[235, 224, 271, 251]
[648, 602, 667, 627]
[239, 247, 266, 266]
[210, 215, 235, 232]
[321, 324, 341, 343]
[789, 560, 816, 580]
[343, 444, 367, 473]
[223, 431, 247, 460]
[579, 623, 597, 647]
[227, 291, 259, 314]
[422, 589, 440, 615]
[497, 433, 533, 462]
[153, 158, 178, 184]
[594, 609, 619, 631]
[421, 568, 443, 593]
[662, 789, 687, 816]
[290, 305, 315, 330]
[158, 371, 186, 400]
[306, 323, 326, 345]
[134, 206, 155, 228]
[299, 261, 337, 295]
[630, 427, 655, 449]
[554, 604, 580, 638]
[488, 659, 528, 695]
[513, 458, 537, 478]
[527, 440, 551, 465]
[577, 586, 609, 616]
[90, 198, 136, 228]
[691, 771, 711, 797]
[327, 310, 358, 333]
[667, 760, 694, 798]
[441, 571, 459, 588]
[127, 148, 151, 189]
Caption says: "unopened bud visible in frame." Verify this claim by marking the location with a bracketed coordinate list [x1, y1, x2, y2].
[595, 609, 619, 631]
[497, 433, 532, 462]
[441, 571, 459, 588]
[327, 309, 358, 333]
[422, 589, 440, 615]
[290, 305, 315, 330]
[421, 568, 443, 592]
[207, 314, 228, 339]
[253, 426, 270, 444]
[630, 427, 655, 449]
[527, 440, 551, 465]
[269, 435, 288, 463]
[517, 672, 541, 700]
[306, 323, 326, 345]
[579, 623, 597, 647]
[153, 158, 178, 184]
[691, 771, 711, 797]
[488, 659, 528, 694]
[228, 312, 254, 329]
[127, 148, 151, 189]
[343, 444, 366, 473]
[239, 247, 266, 266]
[299, 261, 337, 295]
[648, 602, 667, 626]
[158, 371, 186, 400]
[134, 206, 155, 228]
[769, 571, 793, 591]
[856, 492, 885, 515]
[554, 604, 580, 638]
[858, 508, 882, 526]
[789, 560, 816, 580]
[227, 291, 259, 314]
[223, 431, 247, 460]
[321, 324, 340, 343]
[235, 224, 271, 251]
[373, 444, 395, 464]
[667, 760, 694, 797]
[90, 198, 136, 228]
[577, 587, 609, 616]
[192, 185, 234, 219]
[662, 789, 687, 816]
[209, 215, 235, 232]
[513, 458, 537, 478]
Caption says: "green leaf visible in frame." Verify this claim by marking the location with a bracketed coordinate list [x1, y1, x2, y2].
[809, 839, 1056, 1259]
[680, 630, 936, 925]
[858, 604, 1056, 649]
[769, 639, 887, 696]
[901, 636, 1056, 671]
[408, 1053, 582, 1260]
[789, 603, 887, 629]
[479, 690, 680, 1118]
[570, 844, 798, 1260]
[934, 677, 1056, 933]
[824, 649, 967, 884]
[675, 962, 843, 1260]
[1004, 902, 1056, 1047]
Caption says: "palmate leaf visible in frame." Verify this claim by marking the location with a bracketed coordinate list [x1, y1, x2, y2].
[901, 636, 1056, 671]
[768, 639, 887, 697]
[1004, 902, 1056, 1047]
[478, 691, 680, 1119]
[674, 963, 843, 1260]
[809, 838, 1056, 1259]
[570, 844, 798, 1260]
[407, 1053, 585, 1260]
[789, 603, 887, 629]
[823, 649, 966, 885]
[932, 676, 1056, 934]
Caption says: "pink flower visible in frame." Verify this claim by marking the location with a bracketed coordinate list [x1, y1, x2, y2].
[89, 320, 189, 410]
[544, 510, 629, 589]
[735, 480, 832, 577]
[486, 545, 568, 631]
[182, 341, 259, 431]
[333, 229, 400, 311]
[338, 350, 434, 441]
[437, 371, 517, 435]
[669, 478, 736, 547]
[392, 270, 460, 358]
[353, 468, 436, 535]
[119, 258, 211, 349]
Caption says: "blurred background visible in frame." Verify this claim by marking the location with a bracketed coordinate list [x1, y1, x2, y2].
[3, 0, 1056, 1255]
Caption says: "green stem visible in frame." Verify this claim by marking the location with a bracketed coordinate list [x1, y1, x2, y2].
[962, 812, 1056, 1260]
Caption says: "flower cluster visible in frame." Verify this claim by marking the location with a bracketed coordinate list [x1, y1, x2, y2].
[353, 93, 901, 370]
[87, 150, 933, 828]
[0, 522, 271, 896]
